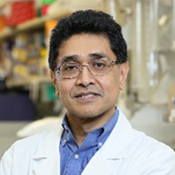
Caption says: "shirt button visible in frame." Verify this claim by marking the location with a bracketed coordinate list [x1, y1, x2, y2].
[74, 154, 79, 159]
[63, 139, 67, 143]
[99, 142, 102, 146]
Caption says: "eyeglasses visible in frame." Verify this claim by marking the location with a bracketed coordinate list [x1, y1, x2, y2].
[55, 58, 119, 79]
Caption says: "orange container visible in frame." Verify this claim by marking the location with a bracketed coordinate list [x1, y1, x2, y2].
[0, 16, 5, 31]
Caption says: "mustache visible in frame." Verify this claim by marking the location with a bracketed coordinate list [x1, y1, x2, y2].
[71, 86, 103, 97]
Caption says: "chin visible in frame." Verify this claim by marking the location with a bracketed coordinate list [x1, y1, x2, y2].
[69, 108, 102, 119]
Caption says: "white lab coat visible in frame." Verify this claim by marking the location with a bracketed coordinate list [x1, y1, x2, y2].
[0, 110, 175, 175]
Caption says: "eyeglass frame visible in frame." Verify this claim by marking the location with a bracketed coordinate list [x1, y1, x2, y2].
[54, 55, 121, 79]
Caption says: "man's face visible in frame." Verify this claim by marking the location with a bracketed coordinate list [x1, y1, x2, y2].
[51, 34, 129, 120]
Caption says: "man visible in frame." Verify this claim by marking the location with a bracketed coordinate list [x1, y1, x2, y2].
[0, 10, 175, 175]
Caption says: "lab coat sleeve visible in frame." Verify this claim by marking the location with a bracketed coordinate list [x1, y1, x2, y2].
[139, 144, 175, 175]
[0, 147, 13, 175]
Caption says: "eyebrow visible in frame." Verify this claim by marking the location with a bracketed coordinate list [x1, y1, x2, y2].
[59, 55, 79, 65]
[58, 52, 110, 65]
[89, 52, 110, 59]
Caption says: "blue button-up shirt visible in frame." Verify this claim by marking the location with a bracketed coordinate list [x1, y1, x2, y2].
[60, 108, 119, 175]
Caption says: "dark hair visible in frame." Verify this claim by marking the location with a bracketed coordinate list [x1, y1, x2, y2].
[48, 9, 127, 71]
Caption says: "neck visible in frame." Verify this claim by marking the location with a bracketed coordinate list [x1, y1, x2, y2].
[66, 108, 115, 146]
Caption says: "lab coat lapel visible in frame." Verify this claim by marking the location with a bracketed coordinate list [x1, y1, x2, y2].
[81, 151, 124, 175]
[81, 110, 135, 175]
[32, 154, 60, 175]
[32, 125, 63, 175]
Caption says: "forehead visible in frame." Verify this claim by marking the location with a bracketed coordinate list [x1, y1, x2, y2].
[58, 34, 115, 61]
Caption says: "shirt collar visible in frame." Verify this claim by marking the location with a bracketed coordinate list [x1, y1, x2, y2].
[61, 116, 74, 147]
[98, 107, 118, 143]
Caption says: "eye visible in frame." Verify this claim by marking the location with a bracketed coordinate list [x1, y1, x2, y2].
[62, 63, 79, 71]
[95, 62, 105, 68]
[91, 59, 107, 69]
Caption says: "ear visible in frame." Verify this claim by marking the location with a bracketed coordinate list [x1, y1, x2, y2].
[119, 62, 129, 90]
[50, 70, 59, 96]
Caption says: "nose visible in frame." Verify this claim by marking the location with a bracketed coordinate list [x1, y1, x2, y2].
[75, 64, 95, 87]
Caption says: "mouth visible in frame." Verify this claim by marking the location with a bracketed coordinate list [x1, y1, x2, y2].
[74, 91, 100, 102]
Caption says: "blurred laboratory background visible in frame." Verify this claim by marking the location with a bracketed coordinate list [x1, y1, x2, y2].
[0, 0, 175, 158]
